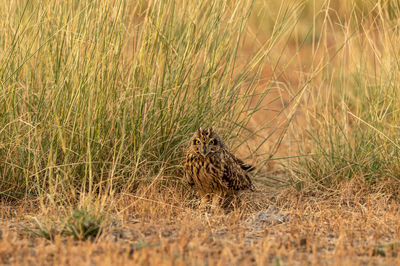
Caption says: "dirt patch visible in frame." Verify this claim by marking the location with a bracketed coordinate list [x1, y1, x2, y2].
[1, 187, 400, 265]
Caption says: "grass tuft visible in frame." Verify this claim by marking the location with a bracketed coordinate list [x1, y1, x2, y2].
[0, 0, 296, 200]
[28, 206, 107, 241]
[64, 208, 105, 241]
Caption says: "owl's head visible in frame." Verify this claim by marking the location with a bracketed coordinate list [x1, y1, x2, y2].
[189, 127, 224, 156]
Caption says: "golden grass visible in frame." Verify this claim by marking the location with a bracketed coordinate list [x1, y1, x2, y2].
[2, 183, 400, 265]
[2, 0, 400, 264]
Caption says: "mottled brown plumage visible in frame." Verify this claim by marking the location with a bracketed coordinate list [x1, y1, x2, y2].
[184, 128, 255, 203]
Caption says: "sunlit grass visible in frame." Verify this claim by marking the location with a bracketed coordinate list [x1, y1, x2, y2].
[2, 0, 400, 264]
[283, 0, 400, 192]
[0, 0, 300, 202]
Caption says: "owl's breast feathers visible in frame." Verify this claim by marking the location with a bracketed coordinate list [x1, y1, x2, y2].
[185, 151, 254, 193]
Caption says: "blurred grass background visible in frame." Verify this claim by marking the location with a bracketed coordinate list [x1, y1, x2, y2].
[1, 0, 400, 204]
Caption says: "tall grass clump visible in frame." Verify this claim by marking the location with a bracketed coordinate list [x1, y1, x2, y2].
[288, 0, 400, 192]
[0, 0, 299, 201]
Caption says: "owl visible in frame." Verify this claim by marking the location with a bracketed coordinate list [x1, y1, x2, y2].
[184, 127, 255, 206]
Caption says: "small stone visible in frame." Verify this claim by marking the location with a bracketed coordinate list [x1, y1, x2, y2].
[247, 205, 290, 230]
[215, 229, 227, 235]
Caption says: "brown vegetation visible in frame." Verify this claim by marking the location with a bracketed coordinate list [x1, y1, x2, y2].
[2, 182, 400, 265]
[2, 0, 400, 264]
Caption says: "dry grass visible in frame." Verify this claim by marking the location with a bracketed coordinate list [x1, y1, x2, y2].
[2, 0, 400, 264]
[2, 183, 400, 265]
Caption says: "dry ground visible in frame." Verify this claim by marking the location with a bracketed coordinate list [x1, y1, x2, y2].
[2, 181, 400, 265]
[2, 1, 400, 264]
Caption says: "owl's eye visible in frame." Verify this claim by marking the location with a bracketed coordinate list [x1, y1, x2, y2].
[209, 139, 217, 145]
[194, 139, 200, 145]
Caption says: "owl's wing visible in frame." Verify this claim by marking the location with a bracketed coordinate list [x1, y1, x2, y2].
[232, 155, 255, 172]
[184, 156, 195, 187]
[223, 148, 255, 172]
[185, 171, 195, 187]
[221, 153, 255, 191]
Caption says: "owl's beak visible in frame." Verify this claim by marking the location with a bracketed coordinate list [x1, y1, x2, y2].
[202, 145, 207, 155]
